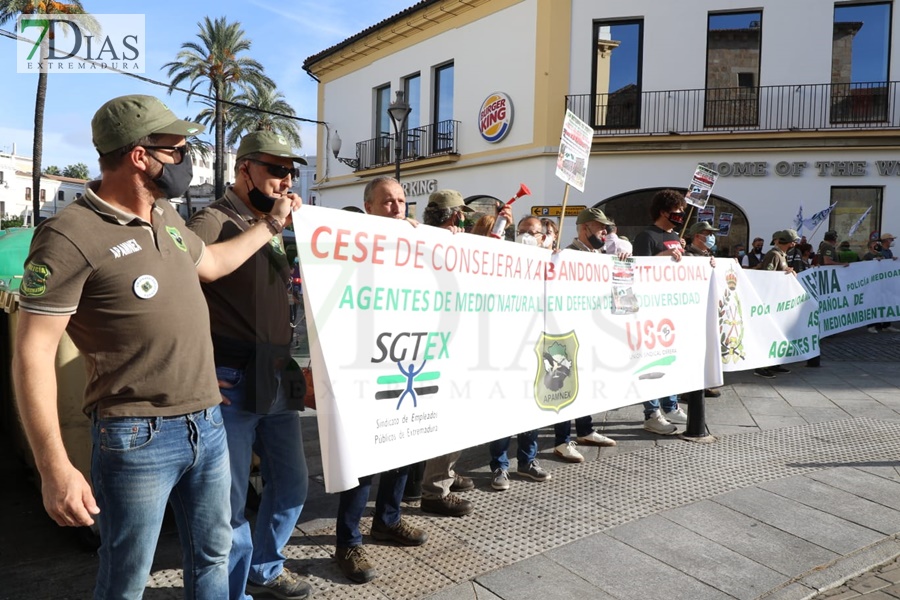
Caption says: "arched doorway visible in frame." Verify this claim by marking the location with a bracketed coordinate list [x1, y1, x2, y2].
[595, 187, 750, 257]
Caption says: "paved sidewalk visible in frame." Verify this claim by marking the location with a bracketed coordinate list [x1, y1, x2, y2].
[3, 329, 900, 599]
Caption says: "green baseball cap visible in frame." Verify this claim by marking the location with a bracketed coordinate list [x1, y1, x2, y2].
[236, 131, 307, 164]
[686, 221, 717, 237]
[771, 229, 801, 244]
[427, 189, 473, 212]
[575, 207, 613, 226]
[92, 94, 205, 155]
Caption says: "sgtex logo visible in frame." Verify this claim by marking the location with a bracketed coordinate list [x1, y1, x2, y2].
[17, 14, 145, 74]
[371, 332, 449, 410]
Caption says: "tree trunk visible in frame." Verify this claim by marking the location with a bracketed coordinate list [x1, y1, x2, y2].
[214, 92, 225, 199]
[32, 62, 48, 224]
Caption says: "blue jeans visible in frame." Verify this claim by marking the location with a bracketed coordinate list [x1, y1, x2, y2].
[643, 395, 678, 419]
[489, 430, 538, 472]
[554, 416, 594, 445]
[91, 406, 231, 600]
[216, 366, 309, 600]
[336, 468, 407, 548]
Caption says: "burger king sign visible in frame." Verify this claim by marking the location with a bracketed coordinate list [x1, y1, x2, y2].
[478, 92, 513, 143]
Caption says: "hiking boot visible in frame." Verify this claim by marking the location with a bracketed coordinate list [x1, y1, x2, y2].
[335, 545, 376, 584]
[370, 517, 427, 546]
[421, 493, 474, 517]
[643, 410, 678, 435]
[768, 365, 791, 374]
[754, 368, 776, 379]
[491, 468, 510, 491]
[704, 388, 721, 398]
[575, 431, 617, 447]
[246, 567, 312, 599]
[517, 460, 552, 482]
[554, 441, 585, 463]
[663, 406, 688, 424]
[449, 473, 474, 492]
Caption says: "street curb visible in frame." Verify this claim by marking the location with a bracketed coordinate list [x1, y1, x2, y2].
[759, 536, 900, 600]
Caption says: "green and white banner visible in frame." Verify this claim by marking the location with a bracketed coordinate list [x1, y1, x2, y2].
[797, 260, 900, 336]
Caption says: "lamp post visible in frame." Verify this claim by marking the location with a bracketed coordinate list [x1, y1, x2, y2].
[329, 130, 359, 169]
[387, 90, 411, 183]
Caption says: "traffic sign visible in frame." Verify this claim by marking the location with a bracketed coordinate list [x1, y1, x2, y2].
[530, 205, 587, 217]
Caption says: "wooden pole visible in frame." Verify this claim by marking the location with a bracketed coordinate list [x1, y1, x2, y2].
[556, 184, 571, 251]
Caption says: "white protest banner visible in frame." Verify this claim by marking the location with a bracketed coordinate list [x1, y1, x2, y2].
[685, 164, 718, 209]
[714, 264, 819, 371]
[717, 213, 733, 237]
[555, 110, 593, 192]
[798, 261, 900, 337]
[296, 207, 721, 492]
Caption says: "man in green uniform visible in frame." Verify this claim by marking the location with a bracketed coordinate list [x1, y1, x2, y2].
[188, 131, 311, 600]
[12, 95, 299, 599]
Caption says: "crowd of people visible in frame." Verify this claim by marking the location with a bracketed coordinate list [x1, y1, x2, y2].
[11, 93, 896, 599]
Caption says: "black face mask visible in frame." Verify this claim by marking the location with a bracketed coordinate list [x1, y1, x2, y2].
[146, 152, 193, 199]
[246, 171, 279, 213]
[588, 233, 605, 249]
[667, 211, 685, 225]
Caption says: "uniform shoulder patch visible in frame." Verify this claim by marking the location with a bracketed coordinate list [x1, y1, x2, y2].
[166, 226, 188, 252]
[21, 262, 50, 297]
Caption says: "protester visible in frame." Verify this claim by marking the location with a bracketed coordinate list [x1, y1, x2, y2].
[742, 237, 765, 268]
[187, 131, 311, 600]
[334, 176, 428, 584]
[863, 238, 886, 262]
[540, 217, 559, 249]
[682, 221, 724, 398]
[817, 230, 849, 266]
[516, 215, 549, 247]
[732, 243, 746, 262]
[754, 229, 801, 378]
[553, 207, 620, 460]
[837, 241, 860, 263]
[880, 233, 897, 259]
[786, 235, 808, 271]
[12, 94, 301, 598]
[417, 189, 478, 517]
[478, 208, 551, 491]
[632, 190, 689, 434]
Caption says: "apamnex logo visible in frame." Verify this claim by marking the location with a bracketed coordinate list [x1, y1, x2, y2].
[17, 14, 146, 74]
[371, 331, 449, 410]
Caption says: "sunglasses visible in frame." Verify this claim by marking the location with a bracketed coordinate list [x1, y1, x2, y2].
[250, 159, 300, 180]
[142, 145, 188, 162]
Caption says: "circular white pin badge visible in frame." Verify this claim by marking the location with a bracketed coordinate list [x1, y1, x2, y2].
[133, 275, 159, 299]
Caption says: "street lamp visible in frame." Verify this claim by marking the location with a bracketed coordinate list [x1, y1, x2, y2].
[387, 90, 411, 183]
[329, 129, 358, 169]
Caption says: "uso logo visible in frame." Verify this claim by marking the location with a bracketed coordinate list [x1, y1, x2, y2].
[478, 92, 513, 143]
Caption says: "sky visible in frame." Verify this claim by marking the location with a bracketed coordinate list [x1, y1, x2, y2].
[0, 0, 416, 177]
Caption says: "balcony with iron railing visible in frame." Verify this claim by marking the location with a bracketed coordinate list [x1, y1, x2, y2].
[353, 119, 461, 171]
[566, 81, 900, 136]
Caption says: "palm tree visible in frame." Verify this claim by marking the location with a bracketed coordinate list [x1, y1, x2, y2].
[226, 85, 302, 149]
[195, 85, 237, 150]
[0, 1, 93, 223]
[164, 16, 273, 199]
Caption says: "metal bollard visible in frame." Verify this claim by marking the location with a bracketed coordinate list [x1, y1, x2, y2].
[681, 389, 706, 438]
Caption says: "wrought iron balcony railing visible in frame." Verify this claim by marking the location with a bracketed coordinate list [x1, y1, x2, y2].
[354, 119, 460, 171]
[566, 81, 900, 136]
